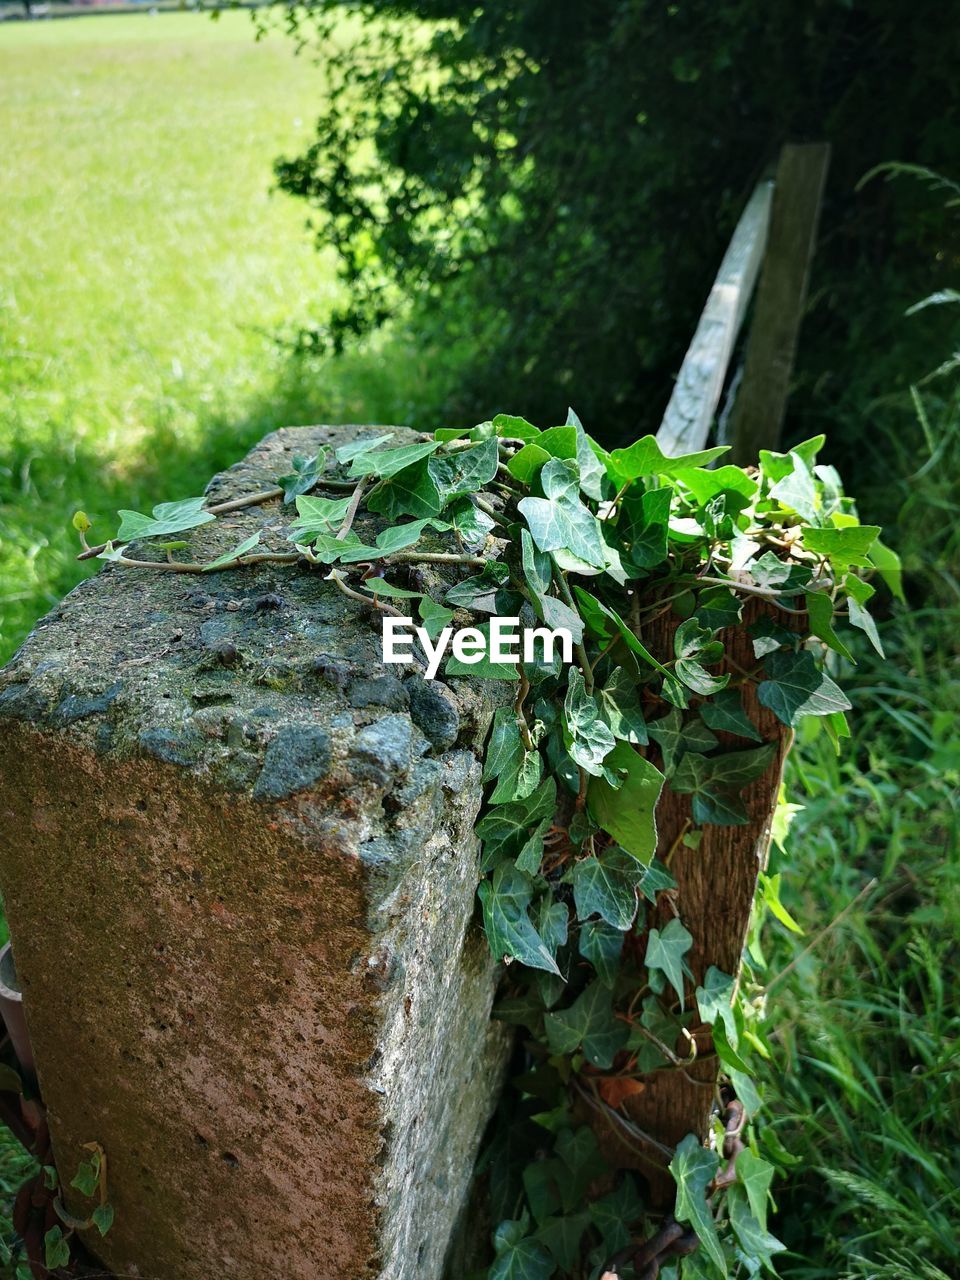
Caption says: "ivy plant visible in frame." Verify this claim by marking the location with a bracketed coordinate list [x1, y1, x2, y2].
[73, 411, 897, 1279]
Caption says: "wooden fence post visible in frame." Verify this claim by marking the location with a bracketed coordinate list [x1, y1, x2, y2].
[731, 143, 831, 463]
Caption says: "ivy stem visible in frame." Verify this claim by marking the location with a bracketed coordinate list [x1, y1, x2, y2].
[327, 569, 404, 618]
[336, 478, 368, 541]
[385, 551, 487, 567]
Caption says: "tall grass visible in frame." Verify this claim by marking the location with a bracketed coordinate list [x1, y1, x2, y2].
[759, 384, 960, 1279]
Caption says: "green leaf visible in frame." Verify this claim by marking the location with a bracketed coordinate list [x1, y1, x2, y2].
[515, 816, 552, 874]
[428, 438, 499, 499]
[92, 1203, 115, 1237]
[571, 415, 606, 501]
[555, 1127, 608, 1205]
[277, 450, 326, 502]
[478, 864, 561, 976]
[564, 668, 616, 776]
[868, 536, 904, 600]
[490, 1231, 555, 1280]
[287, 494, 353, 540]
[805, 590, 854, 662]
[334, 433, 394, 464]
[347, 439, 441, 478]
[695, 586, 743, 631]
[768, 452, 819, 523]
[362, 577, 422, 599]
[578, 919, 625, 986]
[759, 435, 825, 482]
[606, 437, 728, 486]
[484, 707, 543, 803]
[671, 743, 776, 795]
[757, 650, 851, 726]
[70, 1152, 101, 1197]
[477, 778, 558, 863]
[597, 666, 648, 744]
[588, 742, 664, 863]
[670, 1134, 726, 1276]
[747, 551, 813, 594]
[418, 596, 455, 640]
[578, 594, 672, 676]
[202, 531, 262, 571]
[366, 460, 443, 519]
[544, 981, 629, 1068]
[803, 523, 880, 568]
[674, 465, 758, 504]
[639, 858, 677, 902]
[445, 621, 521, 680]
[520, 531, 585, 644]
[509, 427, 578, 483]
[492, 413, 542, 441]
[735, 1150, 775, 1231]
[616, 486, 672, 571]
[645, 918, 693, 1006]
[536, 1212, 590, 1272]
[845, 574, 884, 656]
[518, 459, 606, 569]
[588, 1175, 645, 1253]
[648, 707, 718, 772]
[572, 850, 643, 930]
[116, 497, 214, 542]
[447, 497, 494, 546]
[727, 1184, 785, 1272]
[699, 689, 762, 742]
[695, 966, 737, 1045]
[44, 1227, 71, 1271]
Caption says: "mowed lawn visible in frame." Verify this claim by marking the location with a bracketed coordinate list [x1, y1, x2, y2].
[0, 11, 412, 662]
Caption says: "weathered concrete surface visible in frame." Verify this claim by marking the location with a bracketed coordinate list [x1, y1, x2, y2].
[0, 427, 511, 1280]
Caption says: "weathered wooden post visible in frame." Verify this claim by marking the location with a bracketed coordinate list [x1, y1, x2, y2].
[0, 426, 510, 1280]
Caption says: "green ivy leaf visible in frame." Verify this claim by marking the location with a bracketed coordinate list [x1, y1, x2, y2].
[287, 494, 353, 540]
[445, 621, 521, 680]
[757, 650, 851, 726]
[747, 551, 813, 594]
[277, 450, 326, 502]
[202, 531, 262, 572]
[44, 1227, 71, 1271]
[759, 435, 825, 483]
[588, 742, 664, 863]
[570, 413, 607, 501]
[699, 689, 762, 742]
[606, 437, 728, 486]
[70, 1151, 101, 1198]
[520, 531, 585, 644]
[417, 596, 455, 641]
[544, 981, 629, 1068]
[578, 919, 625, 986]
[587, 1174, 645, 1254]
[767, 452, 819, 523]
[366, 460, 443, 519]
[867, 536, 904, 601]
[648, 708, 718, 772]
[116, 497, 214, 542]
[674, 465, 758, 504]
[490, 1228, 556, 1280]
[670, 1135, 726, 1276]
[334, 433, 394, 464]
[735, 1150, 775, 1231]
[518, 459, 606, 569]
[695, 966, 738, 1046]
[447, 497, 494, 546]
[564, 668, 616, 776]
[484, 708, 543, 803]
[805, 590, 854, 662]
[645, 918, 693, 1007]
[536, 1212, 590, 1272]
[572, 850, 643, 930]
[803, 523, 880, 568]
[428, 438, 499, 499]
[555, 1127, 608, 1205]
[695, 586, 743, 631]
[492, 413, 542, 440]
[616, 486, 671, 571]
[596, 665, 648, 744]
[92, 1203, 115, 1237]
[727, 1184, 786, 1271]
[347, 439, 441, 478]
[671, 742, 776, 827]
[477, 779, 558, 863]
[478, 864, 561, 975]
[509, 427, 578, 484]
[845, 574, 884, 656]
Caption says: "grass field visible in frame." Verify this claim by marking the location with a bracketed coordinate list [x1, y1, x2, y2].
[0, 9, 421, 663]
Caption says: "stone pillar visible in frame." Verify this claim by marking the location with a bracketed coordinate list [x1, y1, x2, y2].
[0, 427, 510, 1280]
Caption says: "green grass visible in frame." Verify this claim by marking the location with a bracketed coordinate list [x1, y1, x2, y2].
[0, 9, 426, 664]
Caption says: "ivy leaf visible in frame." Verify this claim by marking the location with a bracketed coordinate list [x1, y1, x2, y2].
[768, 452, 819, 523]
[544, 981, 629, 1068]
[747, 551, 813, 594]
[334, 433, 394, 464]
[490, 1229, 555, 1280]
[578, 919, 625, 986]
[445, 564, 516, 614]
[674, 465, 758, 504]
[202, 531, 262, 571]
[596, 665, 648, 744]
[518, 459, 606, 569]
[845, 574, 884, 656]
[727, 1185, 786, 1272]
[445, 621, 521, 680]
[803, 523, 881, 568]
[509, 427, 578, 483]
[645, 918, 693, 1006]
[478, 864, 561, 976]
[671, 743, 776, 827]
[477, 779, 558, 863]
[555, 1127, 608, 1205]
[749, 615, 796, 658]
[116, 497, 214, 542]
[564, 668, 616, 775]
[428, 438, 499, 499]
[371, 518, 435, 555]
[492, 412, 542, 440]
[735, 1150, 775, 1232]
[606, 437, 728, 487]
[278, 450, 326, 502]
[515, 816, 552, 874]
[572, 850, 643, 930]
[759, 434, 825, 483]
[588, 742, 664, 863]
[347, 439, 441, 478]
[70, 1151, 100, 1197]
[805, 590, 854, 662]
[537, 1212, 591, 1272]
[670, 1134, 726, 1276]
[588, 1175, 645, 1254]
[447, 497, 494, 546]
[44, 1227, 71, 1271]
[695, 966, 738, 1046]
[699, 689, 762, 742]
[287, 494, 352, 540]
[416, 596, 454, 641]
[366, 460, 443, 519]
[303, 531, 378, 564]
[92, 1203, 115, 1237]
[695, 586, 743, 631]
[639, 859, 677, 902]
[648, 708, 718, 772]
[868, 536, 905, 601]
[570, 413, 607, 501]
[520, 531, 585, 644]
[616, 486, 671, 571]
[757, 650, 851, 726]
[484, 708, 543, 803]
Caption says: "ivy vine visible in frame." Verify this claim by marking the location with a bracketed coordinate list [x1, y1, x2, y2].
[72, 411, 898, 1280]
